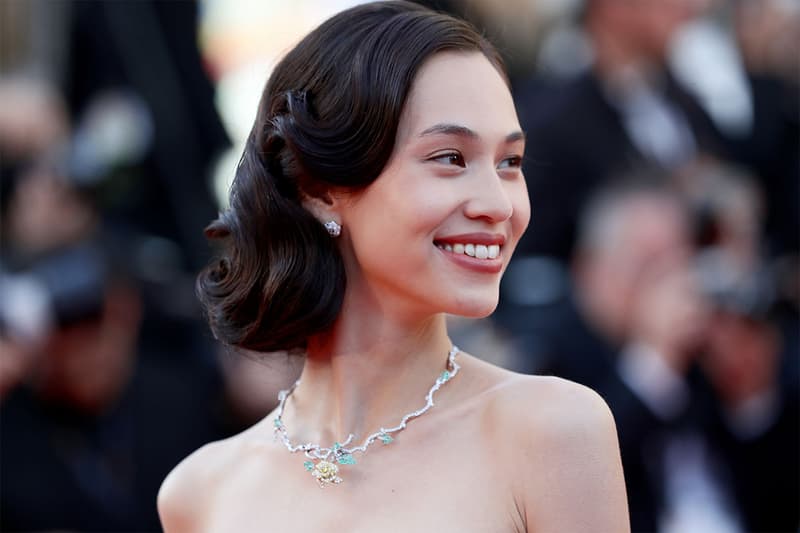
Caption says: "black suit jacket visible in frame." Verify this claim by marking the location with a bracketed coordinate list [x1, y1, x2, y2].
[513, 69, 727, 262]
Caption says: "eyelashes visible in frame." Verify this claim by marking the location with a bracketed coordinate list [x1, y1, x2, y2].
[429, 151, 466, 167]
[497, 155, 522, 169]
[426, 150, 523, 170]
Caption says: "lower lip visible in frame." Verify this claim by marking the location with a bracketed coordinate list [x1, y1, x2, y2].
[436, 247, 503, 274]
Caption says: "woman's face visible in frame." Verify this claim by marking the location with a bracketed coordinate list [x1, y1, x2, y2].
[336, 51, 530, 320]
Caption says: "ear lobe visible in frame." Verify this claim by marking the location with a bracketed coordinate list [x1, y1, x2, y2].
[303, 193, 343, 237]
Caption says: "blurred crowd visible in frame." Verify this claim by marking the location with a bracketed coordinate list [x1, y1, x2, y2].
[480, 0, 799, 531]
[0, 1, 303, 530]
[0, 0, 797, 532]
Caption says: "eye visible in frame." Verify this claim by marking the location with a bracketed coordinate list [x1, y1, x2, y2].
[497, 155, 522, 169]
[428, 151, 466, 168]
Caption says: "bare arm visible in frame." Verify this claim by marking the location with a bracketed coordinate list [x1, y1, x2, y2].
[506, 377, 630, 532]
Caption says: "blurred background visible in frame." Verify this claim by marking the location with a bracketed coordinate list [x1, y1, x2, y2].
[0, 0, 797, 531]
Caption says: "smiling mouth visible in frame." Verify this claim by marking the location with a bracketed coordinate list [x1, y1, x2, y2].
[434, 242, 500, 260]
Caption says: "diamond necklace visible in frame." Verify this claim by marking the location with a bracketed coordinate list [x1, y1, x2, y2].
[273, 345, 460, 487]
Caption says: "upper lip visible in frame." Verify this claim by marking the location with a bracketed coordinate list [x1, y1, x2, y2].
[433, 233, 506, 246]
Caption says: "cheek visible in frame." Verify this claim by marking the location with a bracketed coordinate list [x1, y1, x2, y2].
[346, 185, 450, 269]
[509, 181, 532, 247]
[361, 174, 457, 235]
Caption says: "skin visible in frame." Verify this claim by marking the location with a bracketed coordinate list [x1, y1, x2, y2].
[158, 51, 629, 533]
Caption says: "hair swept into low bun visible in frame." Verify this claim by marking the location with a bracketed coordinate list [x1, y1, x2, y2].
[197, 0, 506, 353]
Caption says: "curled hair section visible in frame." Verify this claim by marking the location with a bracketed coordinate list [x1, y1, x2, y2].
[197, 131, 345, 352]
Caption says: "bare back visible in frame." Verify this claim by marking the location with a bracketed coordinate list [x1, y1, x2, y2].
[158, 354, 629, 532]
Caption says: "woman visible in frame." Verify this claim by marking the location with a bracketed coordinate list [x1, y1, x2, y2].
[158, 2, 629, 531]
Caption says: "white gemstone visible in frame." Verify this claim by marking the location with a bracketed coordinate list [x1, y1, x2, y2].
[488, 244, 500, 259]
[475, 245, 489, 259]
[464, 244, 475, 257]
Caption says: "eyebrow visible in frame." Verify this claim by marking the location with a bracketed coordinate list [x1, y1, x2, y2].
[419, 123, 526, 144]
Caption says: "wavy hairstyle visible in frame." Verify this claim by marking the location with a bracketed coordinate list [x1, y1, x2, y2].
[198, 1, 506, 352]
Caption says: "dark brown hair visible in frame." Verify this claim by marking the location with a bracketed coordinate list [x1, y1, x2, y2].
[198, 1, 505, 352]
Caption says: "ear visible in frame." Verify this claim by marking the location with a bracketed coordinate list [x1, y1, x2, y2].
[302, 187, 352, 229]
[301, 189, 343, 225]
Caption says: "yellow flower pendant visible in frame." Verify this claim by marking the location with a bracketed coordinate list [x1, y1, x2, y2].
[305, 460, 342, 487]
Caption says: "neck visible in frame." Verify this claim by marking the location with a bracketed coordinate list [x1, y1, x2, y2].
[284, 308, 453, 447]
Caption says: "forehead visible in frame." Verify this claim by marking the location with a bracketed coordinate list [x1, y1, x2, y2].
[396, 51, 519, 141]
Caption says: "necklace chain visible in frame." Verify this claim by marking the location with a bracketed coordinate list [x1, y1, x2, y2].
[273, 346, 460, 486]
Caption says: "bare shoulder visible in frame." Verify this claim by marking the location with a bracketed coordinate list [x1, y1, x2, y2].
[457, 352, 613, 425]
[485, 374, 630, 532]
[157, 417, 272, 533]
[157, 439, 232, 532]
[456, 354, 619, 451]
[497, 374, 616, 438]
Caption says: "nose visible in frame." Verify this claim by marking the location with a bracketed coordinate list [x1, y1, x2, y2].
[463, 167, 514, 223]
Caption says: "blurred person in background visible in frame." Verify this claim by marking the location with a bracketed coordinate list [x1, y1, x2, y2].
[730, 0, 799, 259]
[513, 0, 728, 263]
[691, 166, 799, 532]
[0, 1, 247, 531]
[1, 0, 230, 291]
[0, 165, 228, 531]
[562, 182, 714, 532]
[668, 0, 799, 259]
[499, 2, 800, 526]
[497, 177, 798, 532]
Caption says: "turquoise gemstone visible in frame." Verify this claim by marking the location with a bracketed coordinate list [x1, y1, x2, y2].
[274, 418, 282, 428]
[440, 370, 450, 381]
[337, 454, 356, 465]
[304, 461, 314, 472]
[380, 434, 394, 444]
[333, 442, 342, 450]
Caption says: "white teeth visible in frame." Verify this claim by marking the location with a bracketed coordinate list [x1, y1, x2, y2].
[436, 242, 502, 260]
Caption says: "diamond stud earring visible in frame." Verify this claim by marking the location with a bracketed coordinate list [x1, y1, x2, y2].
[323, 220, 341, 237]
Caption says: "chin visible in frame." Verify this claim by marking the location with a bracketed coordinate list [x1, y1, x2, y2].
[447, 294, 499, 319]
